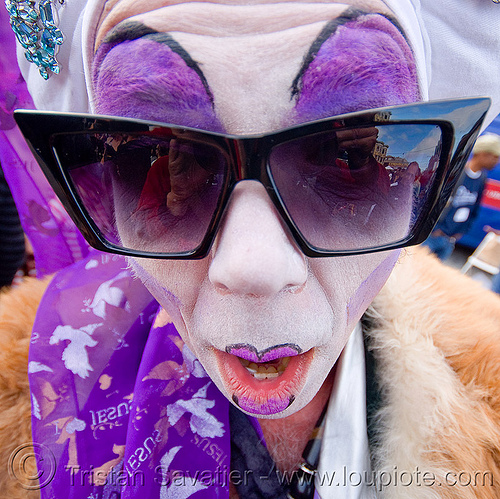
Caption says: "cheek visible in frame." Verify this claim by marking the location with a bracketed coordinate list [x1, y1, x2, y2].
[346, 250, 400, 328]
[283, 251, 398, 410]
[311, 249, 399, 339]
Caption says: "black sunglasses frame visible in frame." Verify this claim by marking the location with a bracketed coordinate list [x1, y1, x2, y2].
[14, 97, 491, 259]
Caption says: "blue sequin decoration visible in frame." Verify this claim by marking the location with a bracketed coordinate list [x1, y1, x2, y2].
[5, 0, 64, 79]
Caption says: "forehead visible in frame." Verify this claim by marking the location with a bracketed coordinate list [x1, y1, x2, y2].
[95, 1, 394, 46]
[92, 0, 419, 134]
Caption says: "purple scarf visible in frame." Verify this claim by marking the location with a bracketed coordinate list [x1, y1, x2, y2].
[0, 7, 89, 278]
[29, 251, 231, 498]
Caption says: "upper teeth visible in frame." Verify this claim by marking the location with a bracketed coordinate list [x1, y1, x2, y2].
[238, 357, 291, 379]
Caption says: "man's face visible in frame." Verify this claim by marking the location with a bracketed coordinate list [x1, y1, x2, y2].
[92, 0, 420, 418]
[476, 152, 500, 171]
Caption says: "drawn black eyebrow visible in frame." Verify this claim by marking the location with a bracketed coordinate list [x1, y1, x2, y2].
[290, 7, 407, 99]
[102, 21, 214, 105]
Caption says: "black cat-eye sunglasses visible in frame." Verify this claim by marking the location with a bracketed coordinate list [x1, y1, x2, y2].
[14, 97, 490, 259]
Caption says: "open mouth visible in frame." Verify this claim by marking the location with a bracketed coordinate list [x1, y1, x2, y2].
[238, 356, 291, 380]
[215, 346, 314, 416]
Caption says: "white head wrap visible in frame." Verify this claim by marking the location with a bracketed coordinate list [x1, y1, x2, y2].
[16, 0, 500, 127]
[17, 0, 104, 112]
[418, 0, 500, 127]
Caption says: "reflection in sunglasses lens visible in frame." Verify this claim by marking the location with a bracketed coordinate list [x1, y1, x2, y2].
[54, 132, 227, 254]
[269, 124, 442, 251]
[53, 122, 443, 255]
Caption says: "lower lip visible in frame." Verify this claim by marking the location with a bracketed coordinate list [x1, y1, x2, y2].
[215, 348, 315, 416]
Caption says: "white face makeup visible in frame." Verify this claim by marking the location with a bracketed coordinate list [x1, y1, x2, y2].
[92, 0, 420, 418]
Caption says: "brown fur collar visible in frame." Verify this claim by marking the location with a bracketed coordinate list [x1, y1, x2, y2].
[2, 248, 500, 498]
[0, 277, 50, 499]
[366, 246, 500, 498]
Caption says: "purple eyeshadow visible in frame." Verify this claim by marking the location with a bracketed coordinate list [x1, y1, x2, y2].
[93, 37, 223, 132]
[293, 14, 420, 122]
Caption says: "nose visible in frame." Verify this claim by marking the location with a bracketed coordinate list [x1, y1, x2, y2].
[208, 181, 308, 296]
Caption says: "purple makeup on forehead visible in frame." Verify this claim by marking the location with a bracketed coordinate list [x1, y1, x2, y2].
[93, 24, 222, 131]
[292, 10, 420, 122]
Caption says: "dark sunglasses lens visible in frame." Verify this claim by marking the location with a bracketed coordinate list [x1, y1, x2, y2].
[52, 131, 227, 254]
[269, 124, 443, 251]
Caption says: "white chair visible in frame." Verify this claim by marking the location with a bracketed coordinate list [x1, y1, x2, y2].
[461, 231, 500, 275]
